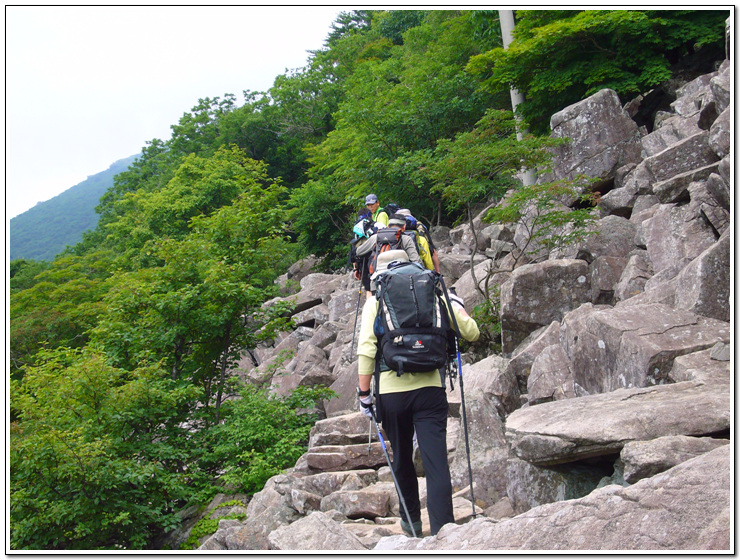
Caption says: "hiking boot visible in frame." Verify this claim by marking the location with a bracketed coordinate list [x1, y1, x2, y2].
[400, 518, 422, 538]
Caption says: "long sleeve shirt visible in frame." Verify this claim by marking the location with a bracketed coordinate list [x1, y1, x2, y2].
[357, 296, 480, 394]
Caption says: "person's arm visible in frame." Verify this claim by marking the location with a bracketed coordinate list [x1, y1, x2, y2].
[445, 296, 480, 342]
[357, 298, 379, 390]
[401, 234, 421, 264]
[355, 234, 376, 257]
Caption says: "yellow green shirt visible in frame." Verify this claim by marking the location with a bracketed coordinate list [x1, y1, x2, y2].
[357, 295, 480, 394]
[373, 209, 389, 227]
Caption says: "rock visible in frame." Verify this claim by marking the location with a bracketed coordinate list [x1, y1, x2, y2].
[613, 250, 653, 302]
[388, 446, 730, 551]
[547, 88, 642, 184]
[328, 288, 362, 322]
[484, 497, 515, 520]
[504, 321, 561, 391]
[286, 255, 319, 283]
[505, 381, 730, 466]
[620, 435, 729, 483]
[450, 259, 496, 313]
[267, 511, 368, 550]
[448, 390, 510, 507]
[674, 232, 730, 321]
[567, 303, 730, 393]
[643, 131, 719, 185]
[589, 255, 628, 305]
[500, 259, 591, 354]
[709, 342, 730, 362]
[320, 487, 391, 519]
[446, 354, 519, 419]
[305, 442, 390, 472]
[323, 361, 359, 418]
[506, 457, 608, 514]
[704, 172, 730, 212]
[437, 252, 487, 286]
[708, 106, 730, 157]
[294, 470, 378, 497]
[429, 225, 452, 249]
[641, 114, 703, 157]
[641, 203, 716, 277]
[527, 343, 575, 404]
[218, 502, 299, 550]
[668, 347, 730, 384]
[709, 60, 730, 113]
[652, 162, 718, 204]
[574, 215, 637, 263]
[292, 303, 329, 327]
[309, 412, 375, 448]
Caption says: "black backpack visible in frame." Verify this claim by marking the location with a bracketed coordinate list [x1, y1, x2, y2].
[373, 262, 453, 377]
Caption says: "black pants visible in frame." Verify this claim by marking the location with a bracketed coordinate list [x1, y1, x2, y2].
[380, 386, 454, 535]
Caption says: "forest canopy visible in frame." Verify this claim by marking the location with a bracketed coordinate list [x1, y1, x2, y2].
[9, 9, 728, 550]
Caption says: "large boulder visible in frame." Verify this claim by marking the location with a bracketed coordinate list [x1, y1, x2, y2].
[267, 512, 368, 550]
[385, 446, 731, 551]
[620, 435, 729, 484]
[500, 259, 591, 354]
[564, 303, 730, 393]
[505, 380, 730, 466]
[547, 88, 642, 185]
[448, 390, 510, 507]
[674, 231, 730, 321]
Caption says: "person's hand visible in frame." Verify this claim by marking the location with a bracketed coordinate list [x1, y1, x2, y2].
[359, 394, 374, 418]
[354, 269, 361, 281]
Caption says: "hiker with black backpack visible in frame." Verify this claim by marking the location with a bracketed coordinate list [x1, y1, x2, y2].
[349, 209, 376, 295]
[354, 251, 480, 537]
[355, 214, 421, 296]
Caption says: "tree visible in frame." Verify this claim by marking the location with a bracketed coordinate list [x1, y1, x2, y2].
[467, 9, 728, 134]
[10, 349, 197, 549]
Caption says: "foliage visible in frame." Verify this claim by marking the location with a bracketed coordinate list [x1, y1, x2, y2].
[484, 177, 599, 255]
[196, 384, 336, 495]
[10, 349, 197, 550]
[467, 9, 728, 134]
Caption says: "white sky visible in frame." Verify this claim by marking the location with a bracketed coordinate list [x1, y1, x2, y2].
[5, 5, 346, 219]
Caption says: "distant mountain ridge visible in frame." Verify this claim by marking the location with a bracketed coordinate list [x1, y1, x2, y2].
[9, 154, 139, 262]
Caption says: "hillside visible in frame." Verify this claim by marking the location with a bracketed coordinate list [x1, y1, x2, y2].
[9, 154, 138, 261]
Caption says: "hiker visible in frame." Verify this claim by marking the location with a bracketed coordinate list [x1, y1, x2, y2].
[355, 252, 480, 537]
[396, 209, 440, 274]
[355, 213, 421, 296]
[365, 194, 389, 228]
[349, 209, 375, 294]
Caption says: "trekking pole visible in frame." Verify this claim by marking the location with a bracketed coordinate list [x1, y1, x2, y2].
[348, 264, 366, 361]
[366, 404, 418, 539]
[438, 276, 478, 519]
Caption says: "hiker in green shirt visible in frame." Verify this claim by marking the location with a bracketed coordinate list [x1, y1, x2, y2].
[365, 194, 389, 227]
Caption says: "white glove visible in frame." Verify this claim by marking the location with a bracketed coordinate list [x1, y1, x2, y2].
[449, 292, 465, 310]
[359, 394, 374, 418]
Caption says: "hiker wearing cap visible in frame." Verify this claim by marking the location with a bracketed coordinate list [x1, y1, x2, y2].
[355, 255, 480, 537]
[365, 194, 389, 228]
[356, 214, 421, 297]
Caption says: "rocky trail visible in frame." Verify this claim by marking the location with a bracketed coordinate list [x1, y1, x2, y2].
[163, 51, 731, 552]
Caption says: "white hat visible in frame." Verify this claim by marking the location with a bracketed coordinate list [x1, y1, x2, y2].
[370, 249, 409, 281]
[396, 208, 411, 217]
